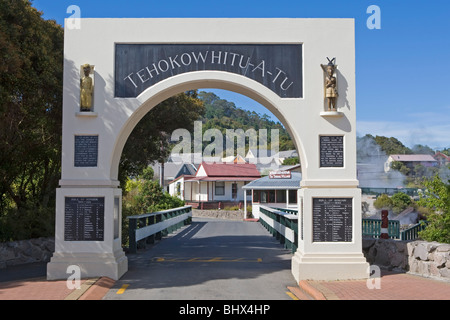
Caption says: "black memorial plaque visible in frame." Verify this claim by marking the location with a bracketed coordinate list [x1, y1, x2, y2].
[320, 136, 344, 167]
[313, 198, 352, 242]
[115, 44, 303, 99]
[74, 135, 98, 167]
[64, 197, 105, 241]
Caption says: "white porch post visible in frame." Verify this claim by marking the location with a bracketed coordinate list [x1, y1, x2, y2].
[197, 181, 200, 202]
[286, 189, 289, 208]
[243, 189, 247, 219]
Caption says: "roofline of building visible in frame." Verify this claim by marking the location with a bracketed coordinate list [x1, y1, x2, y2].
[188, 177, 260, 182]
[242, 185, 301, 190]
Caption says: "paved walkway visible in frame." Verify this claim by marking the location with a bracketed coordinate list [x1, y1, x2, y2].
[0, 274, 115, 300]
[296, 270, 450, 300]
[1, 263, 449, 300]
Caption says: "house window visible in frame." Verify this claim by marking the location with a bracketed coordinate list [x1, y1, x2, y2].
[276, 190, 286, 203]
[232, 183, 237, 199]
[289, 190, 297, 203]
[253, 190, 259, 202]
[268, 190, 275, 203]
[215, 181, 225, 196]
[260, 191, 267, 203]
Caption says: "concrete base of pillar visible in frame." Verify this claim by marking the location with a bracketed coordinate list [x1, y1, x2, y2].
[291, 250, 370, 281]
[47, 250, 128, 281]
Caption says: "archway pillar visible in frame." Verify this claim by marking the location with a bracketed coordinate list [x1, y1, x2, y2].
[47, 185, 127, 280]
[292, 184, 369, 281]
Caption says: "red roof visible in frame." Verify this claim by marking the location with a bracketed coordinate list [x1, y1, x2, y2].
[434, 152, 450, 161]
[196, 162, 261, 178]
[169, 174, 194, 184]
[189, 177, 259, 182]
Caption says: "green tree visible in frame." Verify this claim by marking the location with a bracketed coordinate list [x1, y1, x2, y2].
[439, 148, 450, 156]
[0, 0, 63, 241]
[373, 194, 393, 210]
[391, 192, 412, 214]
[121, 167, 184, 246]
[417, 175, 450, 243]
[412, 144, 435, 155]
[413, 164, 426, 177]
[374, 136, 412, 155]
[197, 91, 295, 155]
[119, 91, 205, 188]
[390, 161, 410, 175]
[282, 157, 299, 165]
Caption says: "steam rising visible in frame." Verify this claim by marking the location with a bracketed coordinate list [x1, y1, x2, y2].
[357, 136, 406, 188]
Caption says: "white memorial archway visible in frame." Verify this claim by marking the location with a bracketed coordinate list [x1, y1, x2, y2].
[47, 18, 369, 281]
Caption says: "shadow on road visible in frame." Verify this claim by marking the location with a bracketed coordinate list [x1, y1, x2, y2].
[113, 218, 296, 298]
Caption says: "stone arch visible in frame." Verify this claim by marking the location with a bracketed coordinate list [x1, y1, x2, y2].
[110, 71, 308, 182]
[48, 18, 369, 282]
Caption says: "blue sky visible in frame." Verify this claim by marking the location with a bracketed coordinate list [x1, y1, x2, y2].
[32, 0, 450, 150]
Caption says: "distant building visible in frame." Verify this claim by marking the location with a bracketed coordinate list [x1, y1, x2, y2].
[221, 154, 247, 164]
[245, 149, 299, 166]
[168, 162, 261, 209]
[245, 148, 275, 165]
[152, 162, 197, 192]
[384, 154, 438, 173]
[434, 152, 450, 167]
[273, 150, 299, 165]
[243, 170, 301, 219]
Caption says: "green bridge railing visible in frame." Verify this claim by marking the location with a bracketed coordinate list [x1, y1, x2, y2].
[272, 207, 298, 215]
[259, 206, 298, 253]
[127, 205, 192, 253]
[400, 221, 428, 241]
[263, 207, 426, 241]
[360, 187, 419, 197]
[362, 218, 400, 239]
[362, 218, 428, 240]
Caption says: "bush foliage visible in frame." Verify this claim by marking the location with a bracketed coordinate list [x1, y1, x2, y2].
[373, 192, 412, 215]
[121, 167, 185, 246]
[417, 175, 450, 244]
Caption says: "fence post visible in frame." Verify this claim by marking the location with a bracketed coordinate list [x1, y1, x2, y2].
[129, 218, 137, 254]
[155, 213, 162, 240]
[380, 210, 389, 239]
[147, 214, 155, 244]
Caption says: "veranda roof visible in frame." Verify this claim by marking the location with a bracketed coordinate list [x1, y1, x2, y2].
[242, 172, 302, 190]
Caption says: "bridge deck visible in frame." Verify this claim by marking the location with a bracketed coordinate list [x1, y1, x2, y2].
[104, 217, 298, 300]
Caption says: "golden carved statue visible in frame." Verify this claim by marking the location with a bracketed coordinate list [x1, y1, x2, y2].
[80, 64, 94, 111]
[321, 58, 338, 111]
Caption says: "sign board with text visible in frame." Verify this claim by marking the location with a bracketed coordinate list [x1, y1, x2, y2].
[312, 198, 352, 242]
[269, 171, 292, 179]
[64, 197, 105, 241]
[115, 44, 303, 99]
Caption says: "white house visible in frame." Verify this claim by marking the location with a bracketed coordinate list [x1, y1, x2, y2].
[384, 154, 438, 173]
[168, 162, 261, 209]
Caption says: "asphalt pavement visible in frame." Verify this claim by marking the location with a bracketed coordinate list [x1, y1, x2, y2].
[102, 217, 299, 300]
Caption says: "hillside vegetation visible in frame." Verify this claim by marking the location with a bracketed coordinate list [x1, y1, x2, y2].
[197, 91, 295, 154]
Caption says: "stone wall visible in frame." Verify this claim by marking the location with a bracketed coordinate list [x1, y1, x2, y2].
[0, 237, 55, 269]
[363, 238, 450, 281]
[408, 241, 450, 279]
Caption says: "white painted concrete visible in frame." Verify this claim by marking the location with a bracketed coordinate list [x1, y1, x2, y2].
[48, 18, 368, 281]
